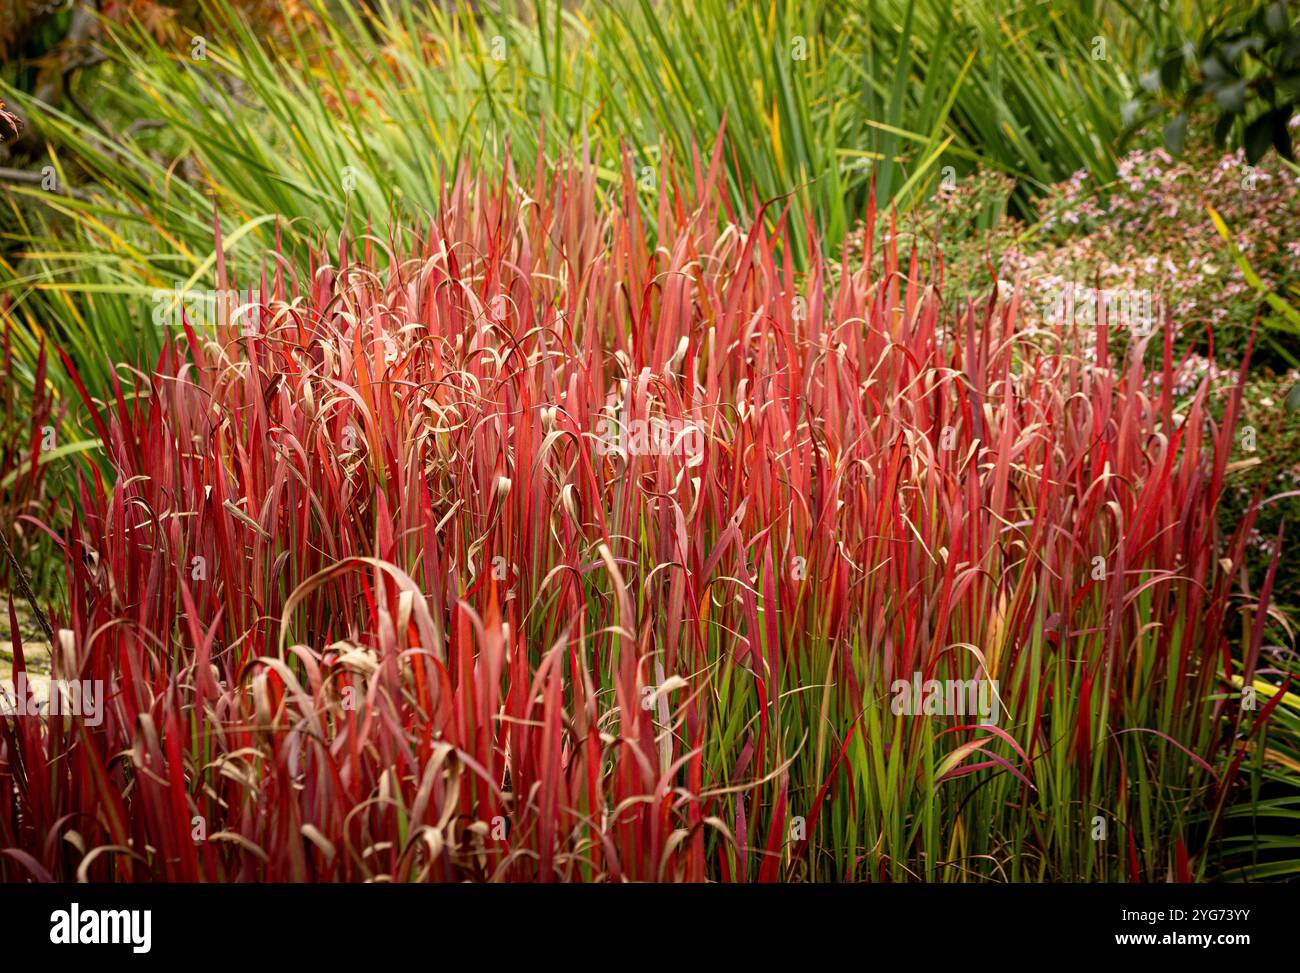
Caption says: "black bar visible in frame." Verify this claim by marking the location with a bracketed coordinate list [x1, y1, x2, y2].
[0, 882, 1290, 961]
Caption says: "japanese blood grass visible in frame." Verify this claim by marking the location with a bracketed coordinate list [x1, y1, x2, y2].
[0, 146, 1281, 882]
[0, 332, 88, 598]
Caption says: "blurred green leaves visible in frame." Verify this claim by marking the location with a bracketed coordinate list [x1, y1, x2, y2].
[1133, 0, 1299, 163]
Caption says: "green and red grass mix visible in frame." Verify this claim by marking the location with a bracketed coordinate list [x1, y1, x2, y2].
[0, 144, 1288, 882]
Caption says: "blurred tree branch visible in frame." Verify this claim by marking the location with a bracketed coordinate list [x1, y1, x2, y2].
[0, 1, 102, 160]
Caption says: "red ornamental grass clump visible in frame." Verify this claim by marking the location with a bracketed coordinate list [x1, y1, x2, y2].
[0, 334, 65, 592]
[0, 143, 1281, 882]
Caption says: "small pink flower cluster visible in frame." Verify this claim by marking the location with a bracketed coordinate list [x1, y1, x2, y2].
[990, 141, 1299, 363]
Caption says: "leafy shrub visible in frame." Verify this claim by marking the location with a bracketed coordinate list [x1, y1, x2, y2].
[1132, 0, 1299, 162]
